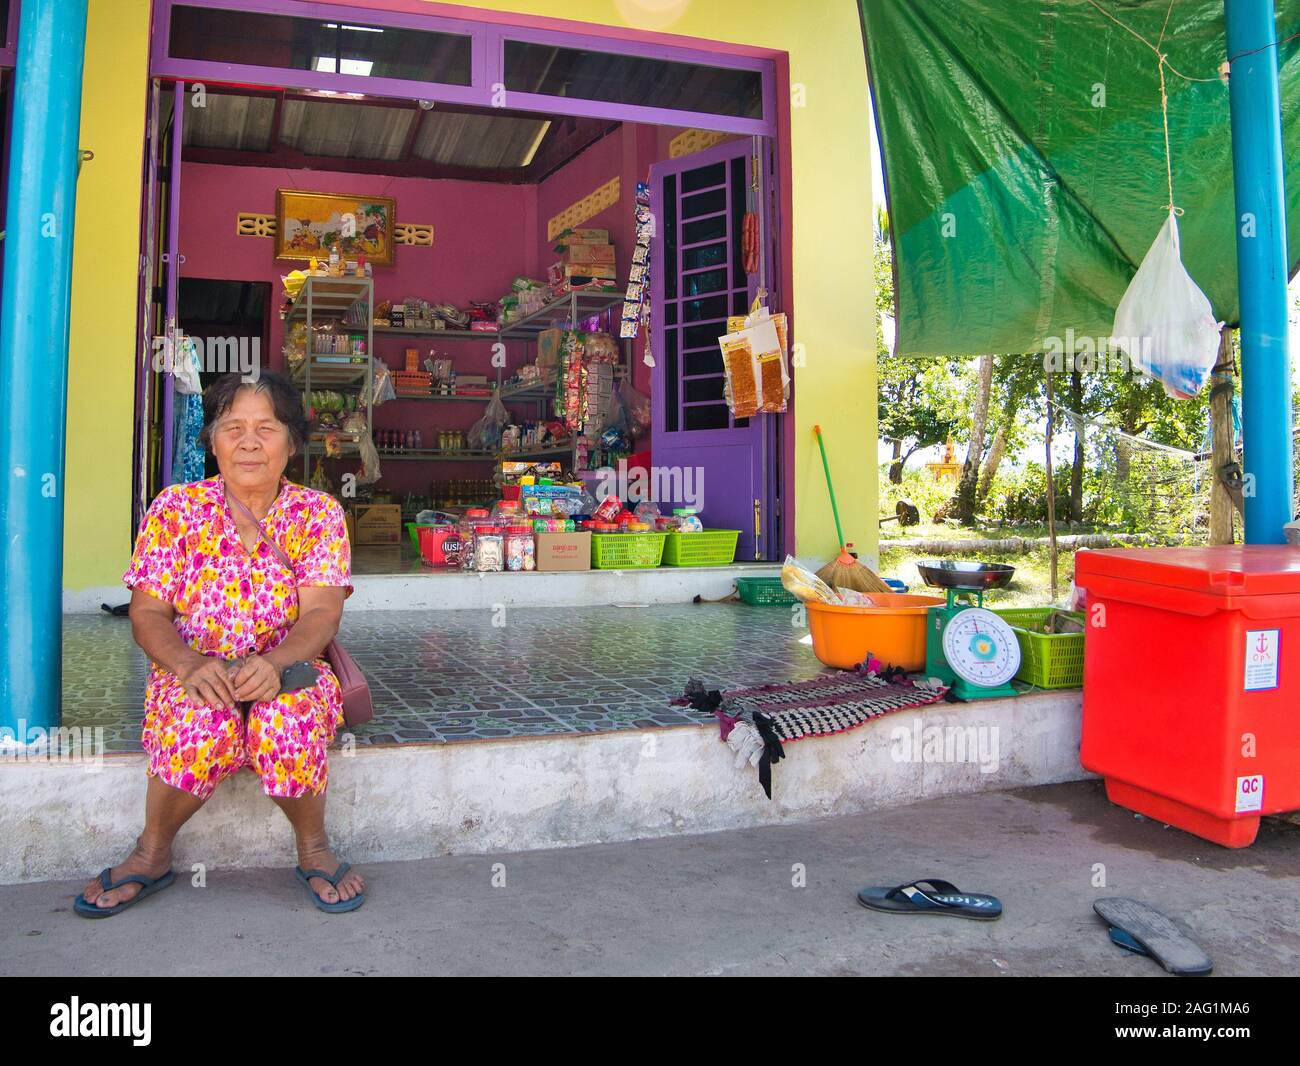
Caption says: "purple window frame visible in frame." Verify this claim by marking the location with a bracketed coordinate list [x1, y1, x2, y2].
[149, 0, 777, 136]
[1, 1, 19, 69]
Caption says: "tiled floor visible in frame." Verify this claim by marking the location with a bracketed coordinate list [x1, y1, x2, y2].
[63, 604, 828, 752]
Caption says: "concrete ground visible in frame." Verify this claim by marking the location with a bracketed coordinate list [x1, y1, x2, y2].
[3, 780, 1296, 977]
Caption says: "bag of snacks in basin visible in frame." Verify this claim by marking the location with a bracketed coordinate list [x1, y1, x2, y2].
[780, 555, 840, 605]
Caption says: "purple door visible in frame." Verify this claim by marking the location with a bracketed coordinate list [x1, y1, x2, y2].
[650, 139, 776, 560]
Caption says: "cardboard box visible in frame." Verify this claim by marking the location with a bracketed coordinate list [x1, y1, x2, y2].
[562, 228, 609, 244]
[351, 503, 402, 545]
[562, 243, 615, 266]
[562, 262, 618, 281]
[537, 328, 564, 367]
[345, 511, 356, 546]
[536, 531, 592, 572]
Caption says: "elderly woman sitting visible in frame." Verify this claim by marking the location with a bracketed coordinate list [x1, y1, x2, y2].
[75, 372, 365, 916]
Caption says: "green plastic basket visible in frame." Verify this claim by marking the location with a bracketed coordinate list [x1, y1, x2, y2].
[661, 529, 741, 567]
[993, 607, 1086, 689]
[590, 532, 667, 569]
[735, 576, 796, 605]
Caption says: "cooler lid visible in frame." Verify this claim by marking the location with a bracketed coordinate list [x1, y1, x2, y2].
[1075, 546, 1300, 597]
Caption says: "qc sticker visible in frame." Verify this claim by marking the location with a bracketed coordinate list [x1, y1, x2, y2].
[1244, 629, 1280, 691]
[1235, 775, 1264, 813]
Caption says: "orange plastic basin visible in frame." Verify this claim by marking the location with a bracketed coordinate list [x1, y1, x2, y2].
[805, 594, 944, 670]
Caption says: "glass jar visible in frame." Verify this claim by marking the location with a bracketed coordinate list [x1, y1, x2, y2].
[473, 526, 504, 572]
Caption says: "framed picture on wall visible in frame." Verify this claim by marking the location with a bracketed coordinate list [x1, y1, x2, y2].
[275, 190, 396, 266]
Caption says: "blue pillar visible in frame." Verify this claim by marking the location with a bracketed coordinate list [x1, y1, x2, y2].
[1226, 0, 1294, 543]
[0, 0, 90, 736]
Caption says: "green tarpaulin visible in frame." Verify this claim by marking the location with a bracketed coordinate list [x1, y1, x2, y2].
[861, 0, 1300, 356]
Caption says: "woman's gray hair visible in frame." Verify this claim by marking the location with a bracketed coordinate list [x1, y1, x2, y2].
[198, 372, 310, 455]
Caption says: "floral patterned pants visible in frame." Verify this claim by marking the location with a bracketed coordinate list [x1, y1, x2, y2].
[141, 659, 345, 801]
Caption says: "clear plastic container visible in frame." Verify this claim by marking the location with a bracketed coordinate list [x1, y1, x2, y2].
[473, 526, 504, 572]
[505, 525, 535, 571]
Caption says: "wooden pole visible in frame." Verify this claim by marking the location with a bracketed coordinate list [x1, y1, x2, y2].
[1045, 370, 1059, 601]
[1208, 326, 1240, 545]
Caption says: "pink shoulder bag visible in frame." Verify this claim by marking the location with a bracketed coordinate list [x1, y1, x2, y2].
[226, 490, 373, 727]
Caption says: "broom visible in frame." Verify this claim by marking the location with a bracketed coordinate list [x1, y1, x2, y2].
[812, 424, 891, 594]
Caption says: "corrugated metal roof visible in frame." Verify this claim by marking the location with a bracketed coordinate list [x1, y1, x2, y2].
[183, 92, 276, 152]
[179, 89, 603, 177]
[278, 98, 415, 160]
[412, 110, 548, 169]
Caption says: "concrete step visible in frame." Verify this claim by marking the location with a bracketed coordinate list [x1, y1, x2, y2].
[1, 690, 1086, 885]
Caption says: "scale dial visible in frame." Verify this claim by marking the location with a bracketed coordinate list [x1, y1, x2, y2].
[941, 607, 1021, 688]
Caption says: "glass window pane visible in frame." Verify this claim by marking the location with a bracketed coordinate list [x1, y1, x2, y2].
[683, 295, 727, 323]
[683, 322, 725, 350]
[684, 268, 726, 296]
[664, 174, 678, 300]
[682, 162, 726, 194]
[682, 188, 725, 219]
[683, 242, 726, 272]
[683, 216, 726, 245]
[665, 329, 679, 433]
[168, 5, 472, 86]
[732, 291, 749, 315]
[684, 378, 725, 404]
[504, 40, 763, 119]
[685, 404, 730, 431]
[664, 303, 678, 326]
[731, 155, 748, 286]
[684, 349, 723, 377]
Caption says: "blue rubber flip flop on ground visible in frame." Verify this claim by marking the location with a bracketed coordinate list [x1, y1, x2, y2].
[295, 862, 365, 913]
[73, 868, 175, 918]
[857, 878, 1002, 920]
[1094, 897, 1212, 975]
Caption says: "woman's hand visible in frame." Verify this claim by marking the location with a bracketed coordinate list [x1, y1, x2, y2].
[177, 654, 241, 710]
[232, 655, 283, 704]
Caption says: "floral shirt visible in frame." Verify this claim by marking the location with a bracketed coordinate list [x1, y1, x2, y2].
[124, 474, 352, 661]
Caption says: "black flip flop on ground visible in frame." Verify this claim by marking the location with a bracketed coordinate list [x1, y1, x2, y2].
[857, 878, 1003, 920]
[1093, 897, 1213, 976]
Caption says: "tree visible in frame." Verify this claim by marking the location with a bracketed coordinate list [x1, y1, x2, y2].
[874, 207, 965, 482]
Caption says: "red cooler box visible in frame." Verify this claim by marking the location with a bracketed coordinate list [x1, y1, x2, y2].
[1076, 547, 1300, 847]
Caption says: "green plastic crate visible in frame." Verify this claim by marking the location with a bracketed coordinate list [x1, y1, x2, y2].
[590, 532, 667, 569]
[993, 607, 1086, 689]
[662, 529, 741, 567]
[735, 576, 797, 605]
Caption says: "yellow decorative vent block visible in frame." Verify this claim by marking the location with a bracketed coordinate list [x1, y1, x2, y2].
[236, 212, 276, 238]
[547, 177, 620, 241]
[668, 129, 728, 159]
[395, 222, 434, 247]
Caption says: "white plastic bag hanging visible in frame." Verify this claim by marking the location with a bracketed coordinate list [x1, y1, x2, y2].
[1111, 211, 1222, 400]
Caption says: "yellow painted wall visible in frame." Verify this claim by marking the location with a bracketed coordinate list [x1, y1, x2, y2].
[64, 0, 152, 589]
[62, 0, 876, 585]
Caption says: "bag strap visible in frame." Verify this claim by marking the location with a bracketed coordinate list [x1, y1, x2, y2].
[225, 489, 295, 577]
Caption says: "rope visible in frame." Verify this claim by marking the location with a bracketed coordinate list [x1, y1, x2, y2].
[1080, 0, 1221, 82]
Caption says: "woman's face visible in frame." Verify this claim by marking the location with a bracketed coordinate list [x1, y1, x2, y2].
[211, 386, 293, 494]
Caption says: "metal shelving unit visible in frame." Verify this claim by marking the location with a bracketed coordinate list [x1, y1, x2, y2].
[285, 275, 374, 483]
[296, 284, 631, 480]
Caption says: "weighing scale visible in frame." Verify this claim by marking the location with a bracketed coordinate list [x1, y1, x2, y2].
[918, 561, 1021, 700]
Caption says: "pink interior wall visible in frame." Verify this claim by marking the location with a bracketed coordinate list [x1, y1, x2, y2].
[180, 162, 533, 497]
[179, 123, 744, 497]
